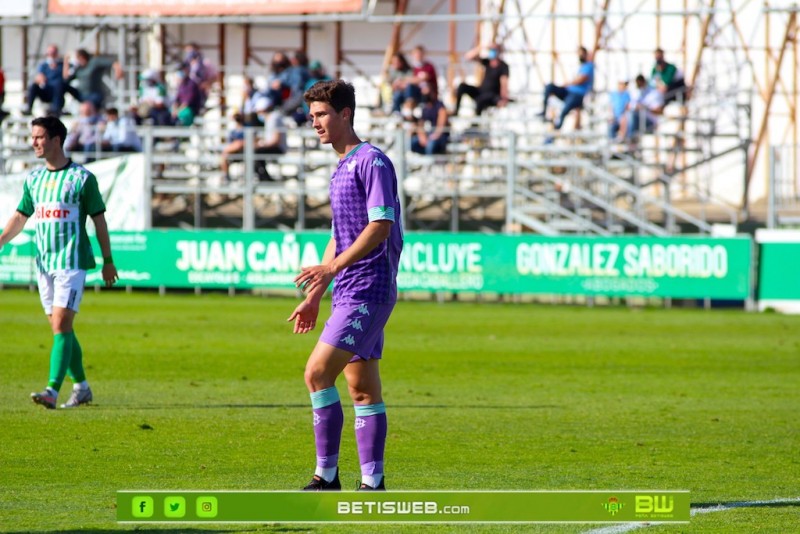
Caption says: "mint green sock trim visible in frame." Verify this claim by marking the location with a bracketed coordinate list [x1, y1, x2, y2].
[67, 332, 86, 383]
[48, 332, 74, 392]
[310, 387, 340, 409]
[354, 402, 386, 416]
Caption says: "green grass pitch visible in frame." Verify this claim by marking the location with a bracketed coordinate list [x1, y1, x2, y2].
[1, 288, 798, 533]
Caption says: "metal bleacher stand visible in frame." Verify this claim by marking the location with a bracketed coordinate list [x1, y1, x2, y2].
[0, 76, 748, 235]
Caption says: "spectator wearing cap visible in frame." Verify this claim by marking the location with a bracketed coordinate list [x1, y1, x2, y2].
[137, 69, 172, 125]
[608, 79, 631, 140]
[183, 42, 218, 108]
[173, 64, 203, 126]
[300, 60, 332, 120]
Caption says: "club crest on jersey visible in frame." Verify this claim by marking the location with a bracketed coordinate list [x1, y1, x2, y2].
[346, 159, 357, 172]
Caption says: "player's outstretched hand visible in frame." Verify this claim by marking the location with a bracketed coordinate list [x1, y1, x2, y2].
[102, 263, 119, 287]
[287, 299, 320, 334]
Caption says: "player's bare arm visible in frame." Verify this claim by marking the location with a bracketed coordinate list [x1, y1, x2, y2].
[91, 212, 118, 287]
[0, 212, 30, 251]
[288, 237, 337, 333]
[295, 220, 392, 296]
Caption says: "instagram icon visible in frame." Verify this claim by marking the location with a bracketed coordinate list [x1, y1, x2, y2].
[196, 496, 218, 518]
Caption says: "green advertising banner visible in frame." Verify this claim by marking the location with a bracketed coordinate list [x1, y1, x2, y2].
[756, 229, 800, 313]
[0, 230, 752, 299]
[117, 490, 690, 523]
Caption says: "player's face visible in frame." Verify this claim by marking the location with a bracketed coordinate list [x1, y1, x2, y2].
[308, 101, 350, 145]
[31, 126, 58, 160]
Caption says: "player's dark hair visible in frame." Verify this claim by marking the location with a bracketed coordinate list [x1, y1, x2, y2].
[304, 79, 356, 126]
[31, 116, 67, 147]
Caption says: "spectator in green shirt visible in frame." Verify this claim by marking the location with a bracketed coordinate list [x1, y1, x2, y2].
[650, 48, 687, 106]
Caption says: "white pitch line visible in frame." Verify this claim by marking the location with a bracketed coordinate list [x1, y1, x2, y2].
[583, 498, 800, 534]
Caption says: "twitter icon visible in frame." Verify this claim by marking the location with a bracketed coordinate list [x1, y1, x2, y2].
[164, 496, 186, 518]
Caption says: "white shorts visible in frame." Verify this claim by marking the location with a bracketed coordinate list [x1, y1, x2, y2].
[37, 270, 87, 315]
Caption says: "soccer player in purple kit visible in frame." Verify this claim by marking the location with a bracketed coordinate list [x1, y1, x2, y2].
[288, 80, 403, 491]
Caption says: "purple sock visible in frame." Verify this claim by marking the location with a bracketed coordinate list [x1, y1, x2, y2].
[310, 387, 343, 469]
[354, 403, 387, 476]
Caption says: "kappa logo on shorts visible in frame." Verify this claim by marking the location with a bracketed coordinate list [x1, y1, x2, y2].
[356, 304, 370, 316]
[354, 417, 366, 430]
[341, 334, 356, 346]
[348, 318, 363, 331]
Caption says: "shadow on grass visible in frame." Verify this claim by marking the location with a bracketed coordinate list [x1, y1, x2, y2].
[108, 404, 563, 410]
[3, 528, 313, 534]
[693, 499, 800, 510]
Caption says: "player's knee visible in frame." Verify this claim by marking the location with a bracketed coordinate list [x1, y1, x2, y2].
[348, 384, 381, 405]
[304, 364, 332, 392]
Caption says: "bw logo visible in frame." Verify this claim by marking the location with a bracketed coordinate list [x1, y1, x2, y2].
[354, 417, 366, 430]
[635, 495, 674, 513]
[313, 413, 321, 426]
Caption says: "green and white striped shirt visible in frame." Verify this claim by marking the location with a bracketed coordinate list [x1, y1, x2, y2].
[17, 161, 106, 273]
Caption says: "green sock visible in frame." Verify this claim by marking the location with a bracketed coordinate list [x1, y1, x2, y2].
[67, 332, 86, 384]
[48, 332, 74, 392]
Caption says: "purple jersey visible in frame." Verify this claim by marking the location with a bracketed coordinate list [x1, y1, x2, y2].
[330, 143, 403, 305]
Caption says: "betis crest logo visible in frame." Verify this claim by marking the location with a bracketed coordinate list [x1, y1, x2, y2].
[602, 496, 624, 516]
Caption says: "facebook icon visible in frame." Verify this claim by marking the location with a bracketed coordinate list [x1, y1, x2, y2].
[131, 496, 154, 518]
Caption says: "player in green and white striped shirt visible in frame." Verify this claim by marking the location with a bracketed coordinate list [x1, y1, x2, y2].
[0, 116, 118, 409]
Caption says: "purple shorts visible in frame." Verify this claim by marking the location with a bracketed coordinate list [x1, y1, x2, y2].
[319, 301, 396, 362]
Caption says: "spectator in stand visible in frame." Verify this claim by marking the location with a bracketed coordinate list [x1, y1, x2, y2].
[650, 48, 687, 106]
[64, 101, 101, 161]
[173, 64, 203, 126]
[616, 74, 664, 146]
[220, 112, 247, 183]
[608, 79, 631, 139]
[409, 45, 438, 99]
[410, 88, 449, 155]
[301, 60, 332, 118]
[101, 107, 141, 153]
[254, 98, 287, 181]
[267, 51, 292, 105]
[306, 60, 332, 92]
[65, 49, 123, 111]
[241, 76, 261, 126]
[539, 46, 594, 131]
[454, 43, 510, 116]
[281, 50, 311, 120]
[183, 42, 218, 109]
[24, 44, 79, 116]
[137, 69, 172, 125]
[388, 52, 413, 114]
[0, 67, 7, 121]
